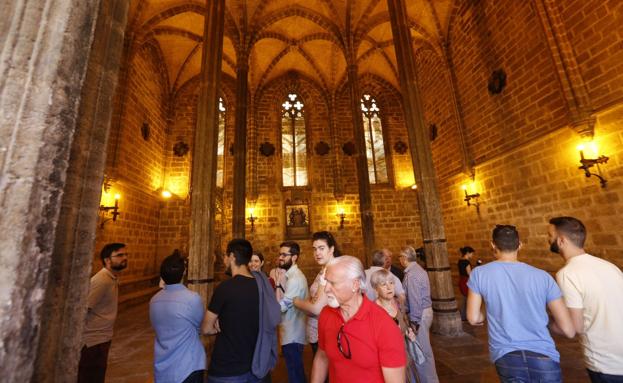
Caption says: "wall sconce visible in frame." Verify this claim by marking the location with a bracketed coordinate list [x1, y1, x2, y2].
[577, 143, 608, 187]
[461, 184, 480, 212]
[337, 207, 346, 230]
[99, 193, 121, 227]
[411, 184, 417, 190]
[248, 208, 257, 233]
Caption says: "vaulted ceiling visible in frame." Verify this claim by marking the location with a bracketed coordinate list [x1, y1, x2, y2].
[129, 0, 455, 98]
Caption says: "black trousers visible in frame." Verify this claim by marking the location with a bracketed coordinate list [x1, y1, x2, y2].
[77, 341, 111, 383]
[183, 370, 207, 383]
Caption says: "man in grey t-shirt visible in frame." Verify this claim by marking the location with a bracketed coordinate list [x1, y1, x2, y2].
[77, 243, 128, 383]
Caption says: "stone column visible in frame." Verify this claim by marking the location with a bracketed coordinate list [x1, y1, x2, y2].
[329, 94, 344, 200]
[231, 56, 249, 238]
[387, 0, 462, 336]
[187, 0, 225, 303]
[347, 63, 376, 266]
[533, 0, 595, 137]
[0, 0, 108, 380]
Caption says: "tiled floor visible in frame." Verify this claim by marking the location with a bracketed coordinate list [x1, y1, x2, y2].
[106, 302, 589, 382]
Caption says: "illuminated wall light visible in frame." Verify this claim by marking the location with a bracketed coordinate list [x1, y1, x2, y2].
[337, 207, 346, 230]
[247, 207, 257, 232]
[461, 182, 480, 213]
[577, 141, 608, 187]
[161, 190, 172, 199]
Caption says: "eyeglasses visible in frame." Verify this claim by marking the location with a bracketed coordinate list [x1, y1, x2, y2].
[337, 323, 351, 359]
[278, 252, 292, 258]
[111, 253, 128, 258]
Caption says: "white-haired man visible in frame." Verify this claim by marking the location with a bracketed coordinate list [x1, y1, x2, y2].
[311, 256, 406, 383]
[400, 246, 439, 383]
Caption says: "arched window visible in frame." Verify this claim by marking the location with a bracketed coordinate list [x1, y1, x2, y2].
[216, 97, 226, 188]
[361, 94, 388, 184]
[281, 93, 307, 187]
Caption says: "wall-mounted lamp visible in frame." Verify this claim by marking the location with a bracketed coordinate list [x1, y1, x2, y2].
[248, 208, 257, 233]
[577, 143, 608, 188]
[461, 184, 480, 212]
[337, 207, 346, 230]
[99, 193, 121, 228]
[411, 184, 417, 190]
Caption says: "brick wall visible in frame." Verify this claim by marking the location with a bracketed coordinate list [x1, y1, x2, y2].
[449, 0, 568, 164]
[96, 42, 169, 290]
[559, 0, 623, 109]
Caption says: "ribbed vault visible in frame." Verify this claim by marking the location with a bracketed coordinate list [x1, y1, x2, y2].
[128, 0, 456, 95]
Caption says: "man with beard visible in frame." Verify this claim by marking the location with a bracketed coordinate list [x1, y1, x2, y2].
[78, 242, 128, 383]
[203, 239, 258, 382]
[311, 256, 406, 383]
[548, 216, 623, 382]
[278, 241, 309, 383]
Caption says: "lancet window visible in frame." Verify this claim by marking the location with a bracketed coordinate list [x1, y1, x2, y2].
[281, 93, 307, 187]
[216, 97, 226, 188]
[361, 94, 388, 184]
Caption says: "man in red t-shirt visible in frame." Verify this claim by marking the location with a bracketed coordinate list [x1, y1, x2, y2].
[311, 255, 406, 383]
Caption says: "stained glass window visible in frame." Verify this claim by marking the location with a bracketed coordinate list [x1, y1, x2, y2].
[281, 93, 307, 187]
[216, 97, 226, 188]
[361, 94, 388, 184]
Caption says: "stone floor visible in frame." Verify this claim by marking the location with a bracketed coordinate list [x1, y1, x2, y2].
[106, 301, 589, 383]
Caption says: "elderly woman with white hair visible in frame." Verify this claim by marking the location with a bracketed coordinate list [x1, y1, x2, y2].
[311, 255, 407, 383]
[370, 268, 419, 383]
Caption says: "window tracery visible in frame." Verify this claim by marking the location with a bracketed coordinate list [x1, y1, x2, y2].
[361, 94, 388, 184]
[281, 93, 307, 187]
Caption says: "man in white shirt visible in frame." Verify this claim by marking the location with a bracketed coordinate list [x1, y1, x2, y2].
[278, 241, 309, 383]
[365, 249, 405, 304]
[548, 216, 623, 382]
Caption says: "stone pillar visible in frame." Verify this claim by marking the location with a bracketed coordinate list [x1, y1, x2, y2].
[533, 0, 595, 137]
[231, 57, 249, 238]
[387, 0, 462, 336]
[188, 0, 225, 303]
[30, 1, 130, 381]
[347, 64, 376, 266]
[0, 0, 107, 380]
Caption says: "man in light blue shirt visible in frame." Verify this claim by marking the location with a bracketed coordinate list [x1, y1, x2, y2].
[278, 241, 309, 383]
[400, 246, 438, 383]
[150, 251, 206, 383]
[467, 225, 575, 383]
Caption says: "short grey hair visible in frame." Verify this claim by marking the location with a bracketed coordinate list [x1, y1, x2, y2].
[327, 255, 366, 292]
[401, 246, 418, 262]
[371, 249, 386, 267]
[370, 269, 394, 289]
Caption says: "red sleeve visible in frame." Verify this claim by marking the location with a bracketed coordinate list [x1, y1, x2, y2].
[318, 308, 328, 351]
[376, 311, 407, 368]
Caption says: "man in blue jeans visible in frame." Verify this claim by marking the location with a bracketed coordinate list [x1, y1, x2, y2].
[278, 241, 309, 383]
[467, 225, 576, 382]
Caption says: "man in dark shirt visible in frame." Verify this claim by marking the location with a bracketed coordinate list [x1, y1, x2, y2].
[202, 239, 262, 383]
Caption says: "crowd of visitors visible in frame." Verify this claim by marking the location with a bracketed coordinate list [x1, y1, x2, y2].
[80, 216, 623, 383]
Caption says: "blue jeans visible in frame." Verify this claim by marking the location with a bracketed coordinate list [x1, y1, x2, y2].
[494, 350, 561, 383]
[207, 372, 263, 383]
[282, 343, 306, 383]
[588, 369, 623, 383]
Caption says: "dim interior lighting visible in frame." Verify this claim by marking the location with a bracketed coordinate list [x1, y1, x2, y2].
[248, 207, 257, 232]
[99, 191, 121, 228]
[577, 141, 608, 187]
[337, 207, 346, 230]
[461, 182, 480, 212]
